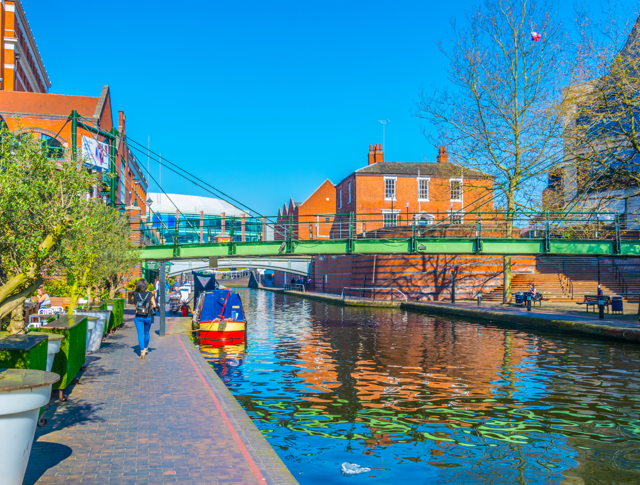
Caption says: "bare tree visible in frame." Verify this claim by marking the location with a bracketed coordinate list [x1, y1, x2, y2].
[416, 0, 588, 302]
[562, 7, 640, 221]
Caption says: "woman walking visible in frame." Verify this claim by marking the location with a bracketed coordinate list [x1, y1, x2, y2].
[133, 278, 156, 359]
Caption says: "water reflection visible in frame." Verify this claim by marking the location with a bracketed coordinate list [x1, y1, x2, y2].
[204, 289, 640, 484]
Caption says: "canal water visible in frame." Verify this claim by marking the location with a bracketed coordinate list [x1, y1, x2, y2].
[203, 289, 640, 484]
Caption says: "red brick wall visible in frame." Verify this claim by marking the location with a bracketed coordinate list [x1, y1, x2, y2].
[334, 172, 494, 236]
[305, 254, 535, 300]
[276, 179, 336, 240]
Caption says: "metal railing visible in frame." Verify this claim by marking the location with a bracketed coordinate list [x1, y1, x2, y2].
[341, 287, 408, 302]
[560, 261, 574, 300]
[133, 210, 640, 247]
[284, 283, 306, 292]
[611, 260, 629, 300]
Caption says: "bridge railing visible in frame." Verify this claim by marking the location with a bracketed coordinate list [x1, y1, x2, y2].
[132, 210, 638, 247]
[341, 287, 408, 302]
[284, 283, 306, 292]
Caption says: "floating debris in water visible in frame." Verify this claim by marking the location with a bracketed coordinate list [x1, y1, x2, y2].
[341, 463, 371, 476]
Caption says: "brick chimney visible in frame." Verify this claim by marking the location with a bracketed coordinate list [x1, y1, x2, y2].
[437, 146, 449, 163]
[368, 144, 384, 165]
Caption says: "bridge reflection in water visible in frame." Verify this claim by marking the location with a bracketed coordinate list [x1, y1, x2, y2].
[203, 289, 640, 484]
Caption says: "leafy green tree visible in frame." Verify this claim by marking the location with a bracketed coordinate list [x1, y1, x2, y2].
[0, 128, 97, 329]
[56, 202, 140, 312]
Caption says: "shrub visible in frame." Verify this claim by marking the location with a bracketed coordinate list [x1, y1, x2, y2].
[45, 278, 73, 297]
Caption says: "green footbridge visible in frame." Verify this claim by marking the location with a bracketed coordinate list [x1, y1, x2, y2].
[140, 237, 640, 261]
[139, 210, 640, 261]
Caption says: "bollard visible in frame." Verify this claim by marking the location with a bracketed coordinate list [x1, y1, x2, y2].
[527, 293, 531, 312]
[599, 298, 605, 320]
[477, 292, 481, 307]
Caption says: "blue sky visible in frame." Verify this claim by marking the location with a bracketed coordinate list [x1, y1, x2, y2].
[26, 0, 638, 215]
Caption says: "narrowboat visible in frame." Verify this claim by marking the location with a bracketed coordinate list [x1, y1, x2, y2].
[194, 289, 246, 346]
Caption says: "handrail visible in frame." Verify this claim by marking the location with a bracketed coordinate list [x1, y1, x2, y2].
[560, 261, 574, 300]
[611, 260, 629, 300]
[341, 287, 408, 302]
[284, 283, 306, 292]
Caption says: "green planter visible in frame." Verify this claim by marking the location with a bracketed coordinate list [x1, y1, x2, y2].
[39, 315, 87, 391]
[0, 333, 48, 371]
[105, 298, 125, 328]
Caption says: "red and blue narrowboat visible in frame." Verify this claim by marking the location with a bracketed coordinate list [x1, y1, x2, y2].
[194, 289, 246, 346]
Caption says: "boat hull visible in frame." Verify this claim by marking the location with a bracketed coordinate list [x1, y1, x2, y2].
[200, 319, 245, 346]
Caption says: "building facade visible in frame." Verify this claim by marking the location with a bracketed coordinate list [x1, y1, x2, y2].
[276, 144, 495, 240]
[146, 193, 268, 245]
[1, 0, 50, 93]
[0, 86, 147, 215]
[333, 145, 494, 237]
[275, 179, 336, 241]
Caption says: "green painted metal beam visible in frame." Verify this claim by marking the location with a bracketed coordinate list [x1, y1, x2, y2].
[139, 238, 640, 261]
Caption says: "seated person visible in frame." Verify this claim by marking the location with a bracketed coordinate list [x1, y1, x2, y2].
[36, 285, 51, 310]
[529, 284, 541, 301]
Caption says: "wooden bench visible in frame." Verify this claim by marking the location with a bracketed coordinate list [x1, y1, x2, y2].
[576, 295, 610, 313]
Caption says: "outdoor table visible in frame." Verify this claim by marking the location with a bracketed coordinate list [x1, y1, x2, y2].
[0, 333, 48, 371]
[0, 368, 59, 485]
[25, 332, 65, 372]
[74, 310, 110, 350]
[39, 315, 87, 401]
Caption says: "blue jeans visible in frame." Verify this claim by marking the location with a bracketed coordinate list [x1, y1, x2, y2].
[134, 315, 153, 351]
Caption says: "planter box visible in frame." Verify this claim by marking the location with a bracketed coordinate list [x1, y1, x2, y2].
[105, 298, 125, 328]
[39, 315, 87, 391]
[0, 333, 48, 371]
[26, 332, 64, 372]
[74, 311, 109, 350]
[0, 369, 59, 485]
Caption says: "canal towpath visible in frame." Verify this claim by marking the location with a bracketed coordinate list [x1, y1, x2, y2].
[263, 287, 640, 344]
[24, 310, 298, 485]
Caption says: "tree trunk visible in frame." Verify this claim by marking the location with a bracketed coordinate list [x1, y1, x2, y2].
[0, 277, 42, 322]
[0, 223, 68, 306]
[503, 255, 512, 304]
[8, 306, 25, 334]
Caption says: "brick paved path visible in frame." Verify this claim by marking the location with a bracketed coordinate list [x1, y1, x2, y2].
[25, 311, 297, 485]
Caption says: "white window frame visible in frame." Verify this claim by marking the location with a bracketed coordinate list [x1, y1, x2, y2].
[417, 177, 430, 201]
[339, 188, 342, 209]
[348, 181, 352, 204]
[450, 178, 463, 202]
[414, 212, 434, 225]
[381, 209, 400, 228]
[447, 210, 465, 225]
[384, 177, 397, 201]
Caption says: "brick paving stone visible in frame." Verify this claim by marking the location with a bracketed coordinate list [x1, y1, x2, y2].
[25, 310, 298, 485]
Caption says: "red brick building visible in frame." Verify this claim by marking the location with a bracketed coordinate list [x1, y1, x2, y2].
[332, 144, 494, 237]
[0, 87, 148, 213]
[1, 0, 50, 93]
[276, 144, 495, 240]
[275, 179, 336, 240]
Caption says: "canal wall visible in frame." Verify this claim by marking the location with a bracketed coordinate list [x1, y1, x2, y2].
[273, 254, 536, 301]
[262, 288, 640, 345]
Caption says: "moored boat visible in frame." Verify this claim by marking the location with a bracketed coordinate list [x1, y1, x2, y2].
[194, 289, 246, 346]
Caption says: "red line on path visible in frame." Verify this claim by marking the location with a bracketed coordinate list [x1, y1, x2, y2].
[177, 337, 266, 483]
[168, 317, 178, 334]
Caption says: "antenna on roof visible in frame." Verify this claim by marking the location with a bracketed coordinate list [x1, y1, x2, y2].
[378, 119, 390, 154]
